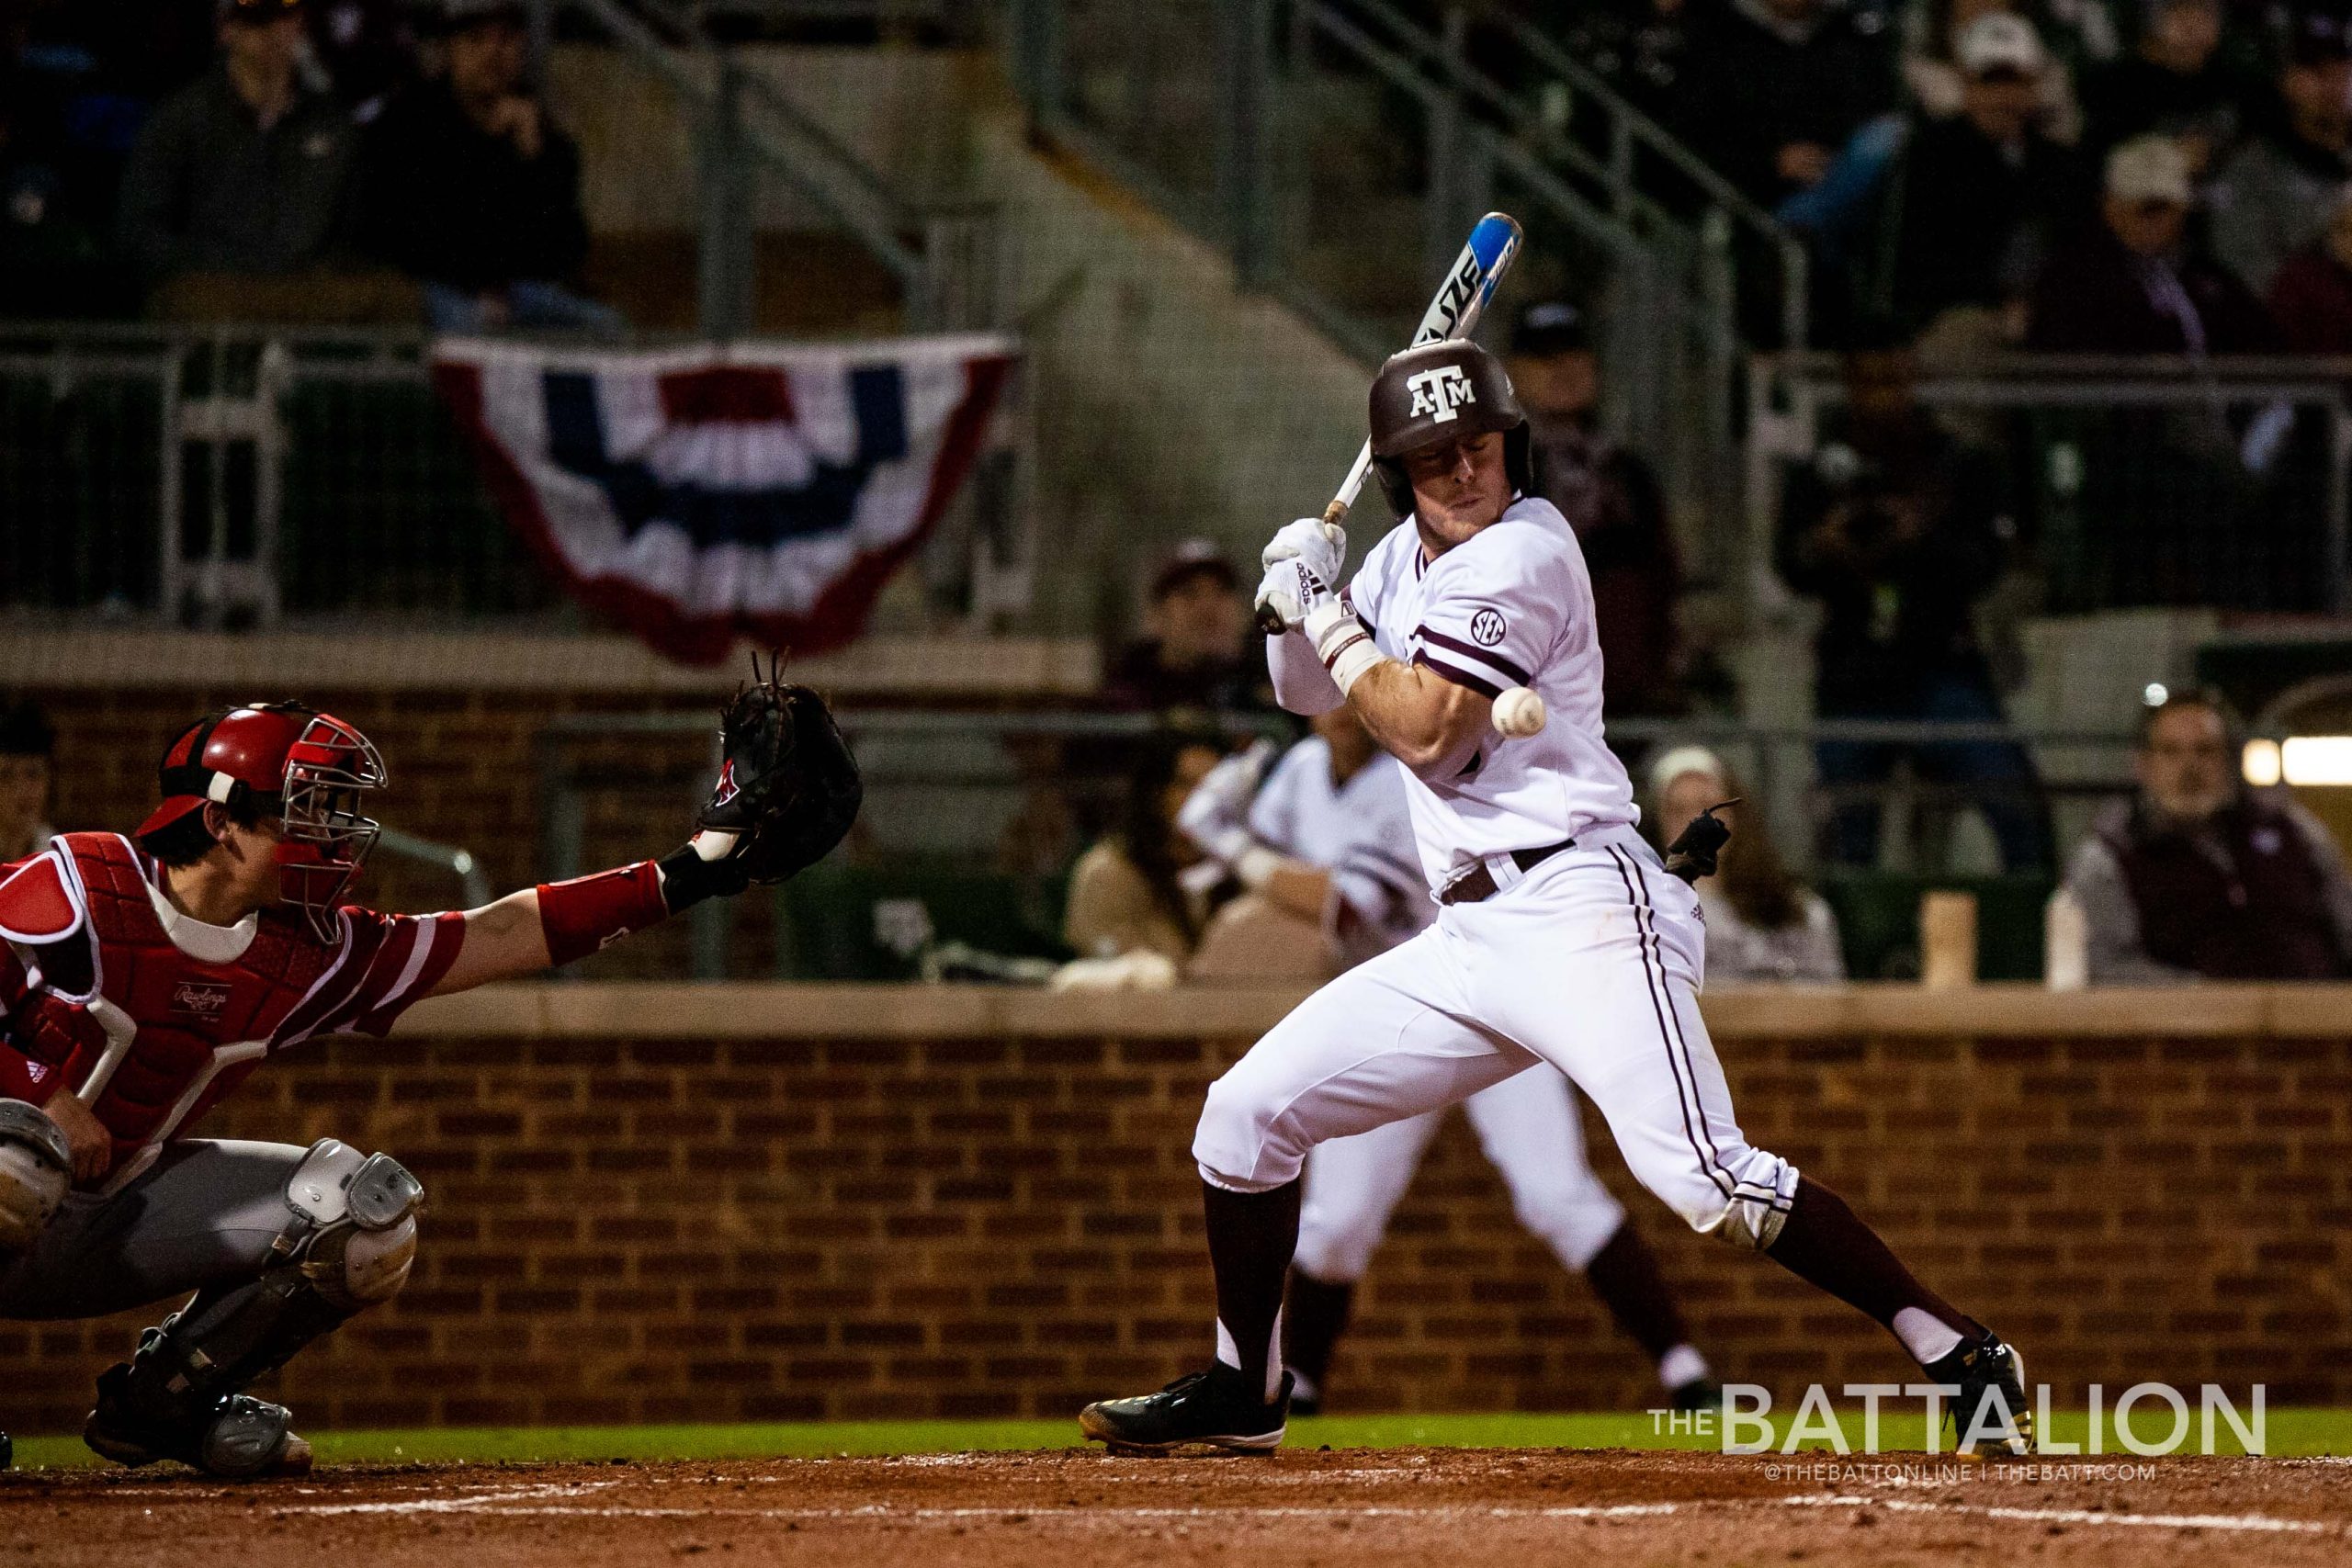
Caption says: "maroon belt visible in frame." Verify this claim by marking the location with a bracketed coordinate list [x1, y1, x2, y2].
[1438, 837, 1577, 906]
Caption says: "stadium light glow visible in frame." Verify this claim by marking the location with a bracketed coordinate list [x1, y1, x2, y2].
[2243, 739, 2282, 786]
[2280, 736, 2352, 787]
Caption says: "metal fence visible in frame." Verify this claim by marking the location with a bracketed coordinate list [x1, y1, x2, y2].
[1748, 354, 2352, 621]
[525, 705, 2142, 979]
[1005, 0, 1802, 583]
[0, 321, 1036, 633]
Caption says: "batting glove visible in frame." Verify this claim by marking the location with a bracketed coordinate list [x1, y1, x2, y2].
[1176, 740, 1283, 887]
[1255, 558, 1331, 633]
[1262, 515, 1346, 585]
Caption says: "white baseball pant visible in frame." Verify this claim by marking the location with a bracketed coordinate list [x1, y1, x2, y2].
[1294, 1067, 1627, 1282]
[1194, 826, 1799, 1251]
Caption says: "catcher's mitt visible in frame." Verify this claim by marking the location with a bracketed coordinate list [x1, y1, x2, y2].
[698, 651, 864, 885]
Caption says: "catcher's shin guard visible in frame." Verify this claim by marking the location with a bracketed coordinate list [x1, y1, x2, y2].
[85, 1141, 422, 1477]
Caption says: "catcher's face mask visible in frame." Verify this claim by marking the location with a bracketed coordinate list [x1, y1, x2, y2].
[272, 713, 387, 941]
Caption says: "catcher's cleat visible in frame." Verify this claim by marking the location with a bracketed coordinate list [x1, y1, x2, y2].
[1080, 1365, 1292, 1455]
[1925, 1331, 2033, 1458]
[85, 1364, 313, 1479]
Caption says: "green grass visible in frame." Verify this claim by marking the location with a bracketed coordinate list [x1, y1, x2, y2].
[13, 1407, 2351, 1472]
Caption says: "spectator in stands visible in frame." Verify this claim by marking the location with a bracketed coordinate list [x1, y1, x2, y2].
[1507, 300, 1684, 715]
[1103, 540, 1275, 717]
[2065, 687, 2352, 980]
[1900, 0, 2097, 142]
[2267, 183, 2352, 350]
[2027, 133, 2277, 352]
[2078, 0, 2242, 165]
[114, 0, 371, 311]
[0, 699, 57, 861]
[361, 0, 613, 332]
[2207, 11, 2352, 299]
[1883, 14, 2085, 335]
[1649, 745, 1846, 981]
[1063, 732, 1232, 964]
[1776, 341, 2052, 871]
[1685, 0, 1901, 206]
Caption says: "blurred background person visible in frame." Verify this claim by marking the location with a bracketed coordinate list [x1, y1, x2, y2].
[1775, 341, 2052, 871]
[2207, 9, 2352, 300]
[114, 0, 376, 319]
[1684, 0, 1901, 207]
[1061, 731, 1230, 964]
[0, 699, 57, 860]
[1102, 540, 1273, 718]
[1507, 300, 1684, 716]
[360, 0, 612, 332]
[2064, 689, 2352, 981]
[2028, 133, 2275, 353]
[1880, 14, 2085, 336]
[2078, 0, 2241, 165]
[2266, 182, 2352, 350]
[1649, 746, 1846, 981]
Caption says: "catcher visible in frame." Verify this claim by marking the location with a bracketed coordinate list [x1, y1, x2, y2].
[0, 662, 857, 1477]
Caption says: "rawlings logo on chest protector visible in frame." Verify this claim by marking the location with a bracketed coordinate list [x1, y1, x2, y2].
[170, 981, 232, 1019]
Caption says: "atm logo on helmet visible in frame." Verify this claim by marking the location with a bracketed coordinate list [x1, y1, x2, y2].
[1406, 365, 1477, 423]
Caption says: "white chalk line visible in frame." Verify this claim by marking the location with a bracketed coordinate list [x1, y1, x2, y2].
[254, 1480, 2344, 1537]
[1784, 1494, 2333, 1534]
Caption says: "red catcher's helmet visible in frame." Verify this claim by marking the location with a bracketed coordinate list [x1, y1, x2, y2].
[138, 703, 387, 940]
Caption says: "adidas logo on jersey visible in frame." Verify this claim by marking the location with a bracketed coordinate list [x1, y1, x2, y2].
[1406, 365, 1476, 423]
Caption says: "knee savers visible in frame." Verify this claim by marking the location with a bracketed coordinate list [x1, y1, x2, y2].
[0, 1100, 72, 1252]
[285, 1139, 424, 1309]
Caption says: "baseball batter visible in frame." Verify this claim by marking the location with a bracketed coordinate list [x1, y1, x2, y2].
[1080, 339, 2030, 1455]
[1177, 711, 1718, 1412]
[0, 678, 855, 1477]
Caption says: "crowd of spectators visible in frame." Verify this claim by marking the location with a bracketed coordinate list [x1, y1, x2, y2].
[1558, 0, 2352, 355]
[3, 0, 610, 328]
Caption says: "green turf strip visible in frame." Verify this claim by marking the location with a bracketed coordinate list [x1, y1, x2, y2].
[11, 1407, 2349, 1472]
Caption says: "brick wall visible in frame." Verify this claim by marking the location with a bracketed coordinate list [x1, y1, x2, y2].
[5, 1015, 2345, 1434]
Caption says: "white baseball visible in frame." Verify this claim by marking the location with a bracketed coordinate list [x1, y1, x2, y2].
[1491, 686, 1547, 738]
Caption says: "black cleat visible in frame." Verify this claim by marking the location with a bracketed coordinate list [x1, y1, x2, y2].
[84, 1364, 313, 1479]
[1080, 1365, 1292, 1454]
[1925, 1331, 2032, 1457]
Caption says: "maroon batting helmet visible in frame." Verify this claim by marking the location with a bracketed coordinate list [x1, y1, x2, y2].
[1367, 339, 1532, 517]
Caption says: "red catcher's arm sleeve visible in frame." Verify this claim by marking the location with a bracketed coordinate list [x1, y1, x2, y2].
[0, 945, 60, 1104]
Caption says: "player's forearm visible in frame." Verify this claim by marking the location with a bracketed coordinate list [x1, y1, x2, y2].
[1347, 660, 1487, 773]
[430, 844, 751, 996]
[1266, 629, 1345, 716]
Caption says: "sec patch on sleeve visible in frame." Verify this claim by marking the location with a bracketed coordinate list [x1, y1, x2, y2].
[1469, 608, 1507, 647]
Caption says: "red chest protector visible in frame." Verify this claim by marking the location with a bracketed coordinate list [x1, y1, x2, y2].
[1, 833, 336, 1173]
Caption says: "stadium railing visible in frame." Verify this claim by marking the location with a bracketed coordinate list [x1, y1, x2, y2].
[533, 706, 2140, 980]
[0, 321, 1035, 636]
[1748, 352, 2352, 623]
[1003, 0, 1795, 590]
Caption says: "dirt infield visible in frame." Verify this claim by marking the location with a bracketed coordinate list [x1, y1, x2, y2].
[6, 1448, 2349, 1567]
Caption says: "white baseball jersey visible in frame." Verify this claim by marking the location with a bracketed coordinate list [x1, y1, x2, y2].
[1248, 739, 1432, 961]
[1340, 495, 1637, 891]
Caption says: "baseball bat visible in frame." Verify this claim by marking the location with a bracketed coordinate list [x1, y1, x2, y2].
[1255, 210, 1525, 636]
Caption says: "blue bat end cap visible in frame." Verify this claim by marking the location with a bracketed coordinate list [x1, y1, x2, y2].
[1468, 213, 1521, 271]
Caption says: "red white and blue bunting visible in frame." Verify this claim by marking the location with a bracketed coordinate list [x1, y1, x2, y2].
[434, 334, 1014, 664]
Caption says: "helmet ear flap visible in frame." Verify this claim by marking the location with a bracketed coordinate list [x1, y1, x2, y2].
[1372, 456, 1414, 519]
[1506, 423, 1534, 497]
